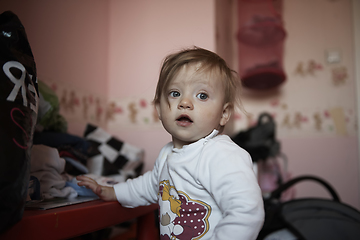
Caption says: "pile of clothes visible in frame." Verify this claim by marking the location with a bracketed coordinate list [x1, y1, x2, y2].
[29, 129, 144, 201]
[28, 80, 144, 201]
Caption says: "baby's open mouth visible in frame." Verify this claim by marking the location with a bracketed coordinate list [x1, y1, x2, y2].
[176, 115, 193, 125]
[177, 115, 192, 122]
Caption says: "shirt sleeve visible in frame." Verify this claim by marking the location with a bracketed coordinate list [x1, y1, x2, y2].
[197, 138, 265, 240]
[113, 143, 172, 208]
[113, 170, 158, 207]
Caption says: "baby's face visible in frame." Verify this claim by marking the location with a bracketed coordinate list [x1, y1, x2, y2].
[156, 63, 231, 149]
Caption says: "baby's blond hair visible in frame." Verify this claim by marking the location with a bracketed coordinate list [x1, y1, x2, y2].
[153, 46, 242, 113]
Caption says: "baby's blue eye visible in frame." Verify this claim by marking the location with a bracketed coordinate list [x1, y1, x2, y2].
[197, 93, 208, 100]
[169, 91, 180, 98]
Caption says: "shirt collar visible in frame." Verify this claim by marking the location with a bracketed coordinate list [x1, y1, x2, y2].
[172, 129, 219, 153]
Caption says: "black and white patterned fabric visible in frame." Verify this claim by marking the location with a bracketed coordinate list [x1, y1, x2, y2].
[83, 124, 144, 182]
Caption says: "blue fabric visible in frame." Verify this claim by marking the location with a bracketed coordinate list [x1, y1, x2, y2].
[65, 180, 97, 197]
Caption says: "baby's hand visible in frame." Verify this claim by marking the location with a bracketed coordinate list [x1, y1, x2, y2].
[76, 175, 117, 202]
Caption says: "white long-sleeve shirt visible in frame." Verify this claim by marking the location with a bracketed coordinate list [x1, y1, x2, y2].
[114, 130, 264, 240]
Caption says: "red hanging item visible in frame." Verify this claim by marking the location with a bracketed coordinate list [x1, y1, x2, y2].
[237, 0, 286, 90]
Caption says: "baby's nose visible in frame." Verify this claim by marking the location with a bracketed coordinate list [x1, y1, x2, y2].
[178, 97, 194, 109]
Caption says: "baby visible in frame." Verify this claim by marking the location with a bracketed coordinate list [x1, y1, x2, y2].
[77, 47, 264, 239]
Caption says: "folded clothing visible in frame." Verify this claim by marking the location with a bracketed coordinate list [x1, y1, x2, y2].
[30, 144, 78, 199]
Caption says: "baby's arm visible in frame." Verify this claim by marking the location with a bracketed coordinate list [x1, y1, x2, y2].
[76, 175, 117, 201]
[199, 142, 264, 240]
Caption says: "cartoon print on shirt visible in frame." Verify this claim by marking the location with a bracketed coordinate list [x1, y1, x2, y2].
[158, 180, 211, 240]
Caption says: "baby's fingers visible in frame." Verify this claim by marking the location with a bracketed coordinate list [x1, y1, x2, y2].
[76, 175, 96, 183]
[76, 176, 98, 190]
[78, 181, 96, 191]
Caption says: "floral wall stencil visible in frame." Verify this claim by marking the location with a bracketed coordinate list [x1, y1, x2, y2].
[43, 67, 357, 138]
[331, 66, 348, 85]
[42, 79, 163, 132]
[232, 95, 356, 138]
[294, 60, 323, 77]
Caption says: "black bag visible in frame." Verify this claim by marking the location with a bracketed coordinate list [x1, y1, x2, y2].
[257, 175, 360, 240]
[0, 11, 38, 233]
[232, 112, 280, 162]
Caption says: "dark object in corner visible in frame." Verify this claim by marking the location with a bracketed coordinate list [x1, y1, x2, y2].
[232, 112, 280, 162]
[0, 11, 38, 233]
[257, 175, 360, 240]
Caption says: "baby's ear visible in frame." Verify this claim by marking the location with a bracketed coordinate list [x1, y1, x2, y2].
[155, 103, 161, 121]
[220, 103, 232, 126]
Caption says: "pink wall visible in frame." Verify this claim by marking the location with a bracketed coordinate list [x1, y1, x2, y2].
[281, 136, 359, 209]
[107, 0, 215, 100]
[215, 0, 359, 210]
[1, 0, 359, 210]
[280, 0, 359, 210]
[0, 0, 110, 98]
[216, 0, 359, 210]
